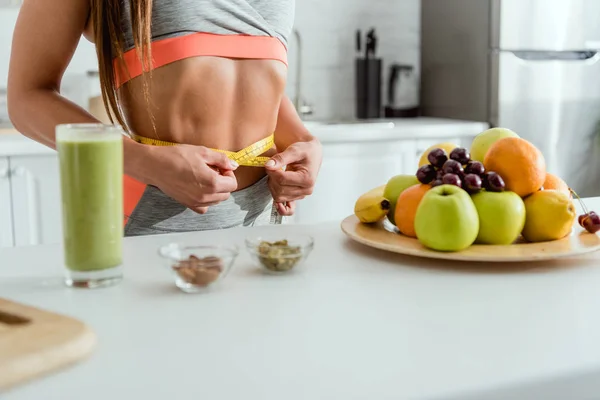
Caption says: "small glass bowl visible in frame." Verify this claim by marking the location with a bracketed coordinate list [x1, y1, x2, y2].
[245, 233, 314, 274]
[158, 243, 239, 293]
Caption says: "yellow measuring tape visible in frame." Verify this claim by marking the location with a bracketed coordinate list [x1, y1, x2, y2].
[130, 133, 275, 167]
[130, 132, 283, 224]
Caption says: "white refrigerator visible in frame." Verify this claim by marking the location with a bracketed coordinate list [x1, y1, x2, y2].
[420, 0, 600, 197]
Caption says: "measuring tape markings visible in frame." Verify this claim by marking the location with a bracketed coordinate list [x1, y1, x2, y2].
[130, 133, 275, 167]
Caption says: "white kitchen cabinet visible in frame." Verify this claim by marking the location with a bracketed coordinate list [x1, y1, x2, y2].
[10, 155, 62, 247]
[0, 156, 14, 247]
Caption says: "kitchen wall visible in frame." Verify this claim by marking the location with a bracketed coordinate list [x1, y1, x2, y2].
[287, 0, 421, 121]
[0, 0, 421, 120]
[0, 8, 99, 110]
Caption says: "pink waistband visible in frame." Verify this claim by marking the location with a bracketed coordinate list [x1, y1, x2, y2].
[114, 32, 288, 88]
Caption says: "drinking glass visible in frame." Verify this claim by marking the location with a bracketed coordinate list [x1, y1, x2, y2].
[56, 123, 124, 288]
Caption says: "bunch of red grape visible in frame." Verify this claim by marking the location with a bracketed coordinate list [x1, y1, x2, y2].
[416, 147, 506, 194]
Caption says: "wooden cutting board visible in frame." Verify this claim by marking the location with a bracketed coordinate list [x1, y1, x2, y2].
[0, 298, 96, 391]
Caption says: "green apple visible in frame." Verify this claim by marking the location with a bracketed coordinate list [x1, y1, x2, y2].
[470, 127, 519, 162]
[471, 190, 526, 245]
[414, 184, 479, 251]
[384, 174, 420, 225]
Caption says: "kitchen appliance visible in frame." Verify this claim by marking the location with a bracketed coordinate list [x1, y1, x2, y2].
[355, 28, 382, 119]
[0, 298, 96, 391]
[420, 0, 600, 197]
[384, 64, 420, 118]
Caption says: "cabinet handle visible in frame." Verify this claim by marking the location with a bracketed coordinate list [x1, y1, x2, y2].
[11, 166, 40, 246]
[11, 167, 26, 177]
[0, 168, 8, 178]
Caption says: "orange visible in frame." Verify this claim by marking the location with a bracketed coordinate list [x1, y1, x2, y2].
[543, 173, 571, 198]
[483, 137, 546, 198]
[394, 184, 431, 237]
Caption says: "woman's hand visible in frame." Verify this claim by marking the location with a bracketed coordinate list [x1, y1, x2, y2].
[264, 138, 322, 216]
[146, 144, 239, 214]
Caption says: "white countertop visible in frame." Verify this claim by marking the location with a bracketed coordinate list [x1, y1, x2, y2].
[2, 198, 600, 400]
[0, 131, 54, 157]
[0, 117, 488, 157]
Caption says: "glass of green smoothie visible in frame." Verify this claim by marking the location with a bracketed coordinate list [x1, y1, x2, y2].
[56, 123, 124, 288]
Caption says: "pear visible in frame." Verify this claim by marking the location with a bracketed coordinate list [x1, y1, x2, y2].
[383, 175, 420, 225]
[470, 127, 519, 162]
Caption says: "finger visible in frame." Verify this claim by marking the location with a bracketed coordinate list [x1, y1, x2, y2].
[267, 168, 310, 188]
[189, 192, 231, 214]
[276, 201, 295, 216]
[276, 202, 288, 215]
[274, 194, 306, 203]
[190, 206, 209, 214]
[267, 177, 307, 198]
[265, 146, 305, 170]
[202, 148, 239, 171]
[282, 201, 295, 211]
[210, 172, 238, 193]
[221, 169, 236, 178]
[286, 201, 296, 215]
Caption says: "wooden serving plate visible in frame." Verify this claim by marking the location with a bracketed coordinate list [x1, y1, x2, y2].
[0, 298, 96, 392]
[341, 215, 600, 262]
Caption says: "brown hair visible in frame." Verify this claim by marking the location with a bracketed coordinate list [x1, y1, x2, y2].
[90, 0, 154, 133]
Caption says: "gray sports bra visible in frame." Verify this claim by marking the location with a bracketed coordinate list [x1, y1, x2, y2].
[120, 0, 295, 52]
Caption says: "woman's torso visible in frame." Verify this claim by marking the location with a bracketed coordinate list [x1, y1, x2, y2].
[85, 0, 294, 190]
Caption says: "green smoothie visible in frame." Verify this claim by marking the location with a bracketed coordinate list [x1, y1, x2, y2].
[57, 125, 123, 272]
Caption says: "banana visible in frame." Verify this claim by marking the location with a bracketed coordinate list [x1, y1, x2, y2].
[354, 185, 391, 223]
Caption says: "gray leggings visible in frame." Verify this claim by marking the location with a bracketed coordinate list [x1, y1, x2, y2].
[124, 175, 279, 236]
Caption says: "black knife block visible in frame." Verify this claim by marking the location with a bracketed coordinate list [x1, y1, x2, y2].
[355, 58, 382, 119]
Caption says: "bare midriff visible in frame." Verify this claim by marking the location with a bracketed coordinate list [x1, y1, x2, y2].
[118, 55, 286, 190]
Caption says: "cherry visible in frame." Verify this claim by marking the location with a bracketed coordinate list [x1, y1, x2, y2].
[465, 161, 485, 176]
[483, 172, 505, 192]
[442, 173, 462, 188]
[570, 189, 600, 234]
[463, 174, 482, 194]
[427, 148, 448, 169]
[416, 165, 437, 184]
[442, 159, 464, 176]
[449, 147, 471, 165]
[581, 213, 600, 234]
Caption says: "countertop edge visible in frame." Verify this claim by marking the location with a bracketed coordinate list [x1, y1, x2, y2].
[305, 118, 489, 143]
[0, 133, 55, 157]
